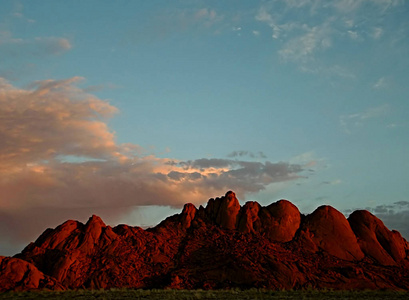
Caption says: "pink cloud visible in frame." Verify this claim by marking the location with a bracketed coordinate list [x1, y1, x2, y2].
[0, 77, 306, 253]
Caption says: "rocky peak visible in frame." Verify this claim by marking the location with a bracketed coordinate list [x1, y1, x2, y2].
[215, 191, 241, 230]
[86, 214, 106, 227]
[80, 214, 106, 253]
[237, 201, 261, 233]
[181, 203, 197, 228]
[34, 220, 81, 250]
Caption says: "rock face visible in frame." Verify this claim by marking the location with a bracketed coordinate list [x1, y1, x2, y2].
[1, 191, 409, 291]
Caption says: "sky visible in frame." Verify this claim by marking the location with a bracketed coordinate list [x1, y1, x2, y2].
[0, 0, 408, 256]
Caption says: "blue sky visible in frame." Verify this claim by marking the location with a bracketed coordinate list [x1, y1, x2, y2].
[1, 0, 408, 255]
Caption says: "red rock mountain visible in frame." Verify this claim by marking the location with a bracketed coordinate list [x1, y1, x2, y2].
[1, 191, 409, 291]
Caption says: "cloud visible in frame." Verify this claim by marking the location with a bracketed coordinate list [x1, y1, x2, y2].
[126, 7, 225, 43]
[0, 31, 72, 80]
[227, 151, 267, 159]
[394, 201, 409, 206]
[321, 179, 342, 185]
[255, 3, 335, 66]
[255, 6, 280, 39]
[347, 30, 359, 40]
[0, 32, 72, 57]
[255, 0, 406, 75]
[339, 104, 390, 133]
[376, 210, 409, 239]
[0, 77, 309, 252]
[359, 104, 390, 119]
[278, 22, 332, 63]
[299, 64, 356, 78]
[373, 77, 388, 89]
[333, 0, 404, 13]
[0, 76, 119, 170]
[332, 0, 365, 13]
[372, 27, 384, 39]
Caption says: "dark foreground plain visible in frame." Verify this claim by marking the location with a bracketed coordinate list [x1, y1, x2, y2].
[0, 289, 409, 300]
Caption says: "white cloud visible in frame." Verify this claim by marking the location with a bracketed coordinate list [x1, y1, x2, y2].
[344, 19, 355, 28]
[372, 0, 405, 11]
[255, 6, 274, 25]
[373, 77, 387, 89]
[193, 8, 222, 28]
[347, 30, 359, 40]
[333, 0, 365, 13]
[372, 27, 384, 39]
[332, 0, 403, 13]
[340, 104, 390, 133]
[279, 23, 332, 63]
[361, 104, 390, 119]
[255, 6, 282, 39]
[255, 0, 406, 77]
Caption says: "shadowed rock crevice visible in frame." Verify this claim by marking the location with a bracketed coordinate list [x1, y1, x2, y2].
[2, 191, 409, 291]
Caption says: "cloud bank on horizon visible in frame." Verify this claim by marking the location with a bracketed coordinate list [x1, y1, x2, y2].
[0, 77, 308, 248]
[0, 0, 408, 255]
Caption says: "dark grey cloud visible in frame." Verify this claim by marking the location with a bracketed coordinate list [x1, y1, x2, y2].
[175, 159, 304, 188]
[172, 159, 305, 195]
[394, 201, 409, 207]
[374, 210, 409, 240]
[167, 171, 202, 181]
[227, 150, 267, 159]
[185, 158, 232, 169]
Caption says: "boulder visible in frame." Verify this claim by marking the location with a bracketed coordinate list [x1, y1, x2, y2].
[263, 200, 301, 242]
[0, 256, 64, 292]
[298, 205, 364, 261]
[348, 210, 409, 266]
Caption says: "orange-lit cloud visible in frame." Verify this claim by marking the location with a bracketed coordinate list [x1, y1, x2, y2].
[0, 77, 306, 252]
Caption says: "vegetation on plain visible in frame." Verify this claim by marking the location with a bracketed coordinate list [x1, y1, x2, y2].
[0, 289, 408, 300]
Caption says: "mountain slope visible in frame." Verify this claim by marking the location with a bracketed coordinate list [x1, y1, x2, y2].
[2, 191, 409, 291]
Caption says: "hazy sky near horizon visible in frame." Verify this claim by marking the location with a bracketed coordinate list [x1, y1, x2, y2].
[1, 0, 409, 255]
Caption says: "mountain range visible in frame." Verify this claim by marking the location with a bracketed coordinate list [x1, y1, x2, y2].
[1, 191, 409, 291]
